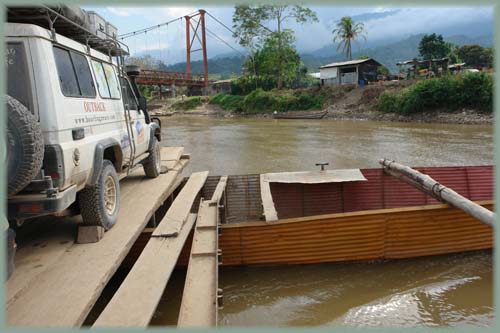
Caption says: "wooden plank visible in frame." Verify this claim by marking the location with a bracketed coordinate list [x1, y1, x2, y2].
[178, 200, 219, 327]
[260, 175, 278, 222]
[93, 213, 197, 327]
[211, 176, 228, 203]
[6, 148, 188, 327]
[153, 171, 209, 237]
[161, 147, 184, 165]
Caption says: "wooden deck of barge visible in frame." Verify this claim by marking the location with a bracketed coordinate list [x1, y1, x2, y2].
[6, 147, 189, 327]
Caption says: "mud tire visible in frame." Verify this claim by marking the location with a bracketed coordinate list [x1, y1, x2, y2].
[6, 95, 44, 195]
[143, 137, 161, 178]
[78, 160, 120, 230]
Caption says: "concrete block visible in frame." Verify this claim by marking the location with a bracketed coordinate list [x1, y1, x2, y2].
[77, 225, 105, 244]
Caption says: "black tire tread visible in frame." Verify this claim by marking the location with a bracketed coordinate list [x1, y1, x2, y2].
[7, 95, 44, 195]
[78, 160, 119, 230]
[143, 137, 161, 178]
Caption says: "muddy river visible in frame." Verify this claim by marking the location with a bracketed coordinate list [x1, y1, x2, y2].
[152, 116, 494, 328]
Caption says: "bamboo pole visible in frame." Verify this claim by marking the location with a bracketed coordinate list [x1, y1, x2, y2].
[379, 159, 495, 228]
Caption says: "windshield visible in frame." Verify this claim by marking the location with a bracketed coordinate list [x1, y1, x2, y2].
[6, 42, 33, 112]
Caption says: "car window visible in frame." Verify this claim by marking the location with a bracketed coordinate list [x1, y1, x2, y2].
[6, 42, 33, 111]
[102, 63, 120, 99]
[71, 52, 96, 98]
[120, 77, 138, 110]
[53, 47, 80, 97]
[91, 60, 111, 98]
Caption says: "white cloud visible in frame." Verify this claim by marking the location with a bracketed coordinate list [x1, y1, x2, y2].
[106, 7, 131, 17]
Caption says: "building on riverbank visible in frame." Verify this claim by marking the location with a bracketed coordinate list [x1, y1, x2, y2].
[319, 58, 382, 86]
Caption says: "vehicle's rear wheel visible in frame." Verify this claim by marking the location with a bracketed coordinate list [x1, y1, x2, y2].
[143, 137, 161, 178]
[6, 95, 44, 195]
[78, 160, 120, 230]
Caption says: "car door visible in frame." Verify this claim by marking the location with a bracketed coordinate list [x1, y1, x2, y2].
[120, 77, 149, 160]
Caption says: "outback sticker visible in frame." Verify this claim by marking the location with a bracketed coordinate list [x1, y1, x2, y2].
[135, 121, 144, 143]
[83, 101, 106, 112]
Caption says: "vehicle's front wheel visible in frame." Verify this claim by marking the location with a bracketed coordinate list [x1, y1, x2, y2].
[143, 137, 161, 178]
[78, 160, 120, 230]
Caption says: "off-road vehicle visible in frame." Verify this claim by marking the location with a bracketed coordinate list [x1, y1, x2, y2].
[6, 6, 162, 230]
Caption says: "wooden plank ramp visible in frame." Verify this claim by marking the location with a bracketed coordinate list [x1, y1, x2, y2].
[93, 171, 209, 328]
[6, 147, 188, 327]
[178, 176, 227, 327]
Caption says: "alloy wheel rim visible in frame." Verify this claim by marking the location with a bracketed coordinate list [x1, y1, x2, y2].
[104, 175, 117, 215]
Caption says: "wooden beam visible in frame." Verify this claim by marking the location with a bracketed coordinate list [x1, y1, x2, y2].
[260, 175, 278, 222]
[6, 148, 188, 327]
[211, 176, 228, 204]
[93, 171, 209, 327]
[152, 171, 209, 237]
[93, 214, 197, 328]
[178, 200, 219, 327]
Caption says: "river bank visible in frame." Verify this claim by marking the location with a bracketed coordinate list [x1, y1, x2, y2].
[151, 103, 493, 125]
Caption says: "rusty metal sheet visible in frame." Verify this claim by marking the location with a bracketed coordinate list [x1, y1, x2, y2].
[343, 169, 384, 212]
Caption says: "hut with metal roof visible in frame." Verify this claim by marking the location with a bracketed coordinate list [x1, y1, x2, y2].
[319, 58, 382, 86]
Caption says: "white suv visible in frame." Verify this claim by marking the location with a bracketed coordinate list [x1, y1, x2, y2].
[5, 18, 162, 230]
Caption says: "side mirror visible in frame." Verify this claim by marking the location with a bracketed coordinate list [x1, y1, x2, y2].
[138, 96, 147, 112]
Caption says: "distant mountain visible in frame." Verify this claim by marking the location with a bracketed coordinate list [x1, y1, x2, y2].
[166, 56, 246, 77]
[301, 33, 493, 73]
[149, 32, 493, 76]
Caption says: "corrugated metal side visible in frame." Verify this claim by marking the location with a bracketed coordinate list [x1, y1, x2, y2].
[270, 183, 304, 219]
[466, 166, 494, 201]
[220, 214, 386, 266]
[219, 203, 493, 266]
[344, 169, 384, 212]
[220, 165, 493, 222]
[225, 174, 263, 223]
[382, 170, 428, 208]
[304, 183, 343, 216]
[422, 167, 469, 205]
[385, 203, 493, 259]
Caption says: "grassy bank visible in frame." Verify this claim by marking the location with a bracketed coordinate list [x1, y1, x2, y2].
[377, 72, 493, 114]
[171, 96, 204, 110]
[210, 88, 327, 113]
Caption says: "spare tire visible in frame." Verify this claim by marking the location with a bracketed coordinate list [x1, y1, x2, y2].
[6, 95, 44, 195]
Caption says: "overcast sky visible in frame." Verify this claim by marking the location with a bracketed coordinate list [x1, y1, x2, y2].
[84, 5, 493, 63]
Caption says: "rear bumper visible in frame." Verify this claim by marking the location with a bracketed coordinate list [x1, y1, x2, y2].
[8, 185, 77, 220]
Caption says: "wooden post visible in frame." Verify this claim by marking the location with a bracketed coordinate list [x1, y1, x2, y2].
[379, 159, 495, 227]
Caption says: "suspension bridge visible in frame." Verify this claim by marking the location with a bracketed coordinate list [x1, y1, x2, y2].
[119, 9, 243, 89]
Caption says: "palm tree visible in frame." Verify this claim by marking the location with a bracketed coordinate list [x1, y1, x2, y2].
[332, 16, 366, 60]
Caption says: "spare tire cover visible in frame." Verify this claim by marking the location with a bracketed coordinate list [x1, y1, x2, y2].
[6, 95, 44, 195]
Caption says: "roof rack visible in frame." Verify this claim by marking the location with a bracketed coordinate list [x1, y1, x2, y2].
[7, 5, 129, 57]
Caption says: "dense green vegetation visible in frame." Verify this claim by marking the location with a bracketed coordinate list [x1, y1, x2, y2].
[171, 96, 203, 110]
[210, 93, 244, 111]
[377, 72, 492, 114]
[211, 88, 325, 113]
[233, 4, 318, 90]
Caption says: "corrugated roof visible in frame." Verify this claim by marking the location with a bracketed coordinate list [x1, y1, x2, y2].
[320, 58, 374, 68]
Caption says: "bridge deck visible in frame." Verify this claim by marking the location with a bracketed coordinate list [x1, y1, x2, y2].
[136, 69, 206, 87]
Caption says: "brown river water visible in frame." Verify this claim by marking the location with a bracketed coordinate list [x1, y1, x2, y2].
[151, 116, 494, 328]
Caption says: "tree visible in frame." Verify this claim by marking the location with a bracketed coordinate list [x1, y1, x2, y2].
[233, 4, 318, 89]
[332, 16, 366, 60]
[239, 31, 303, 92]
[418, 33, 449, 60]
[457, 45, 493, 68]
